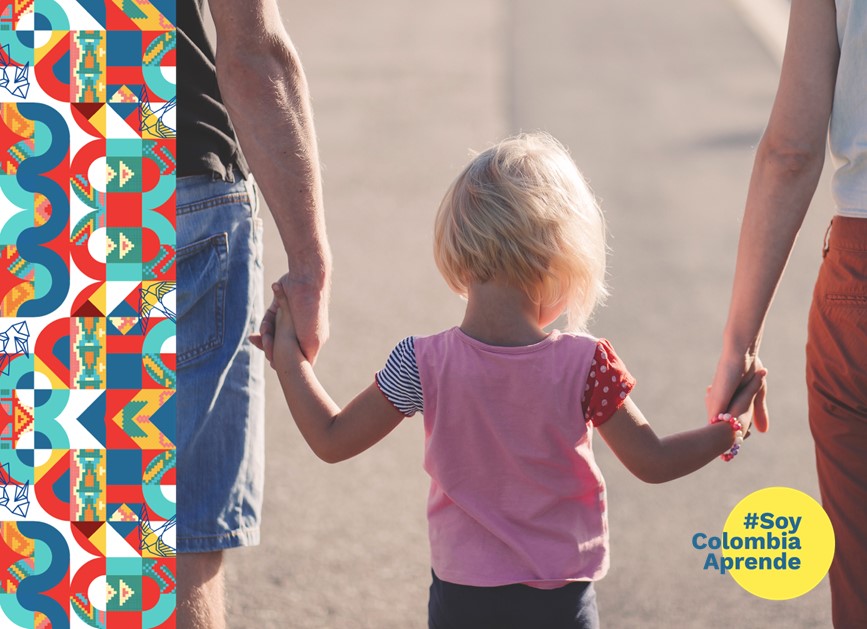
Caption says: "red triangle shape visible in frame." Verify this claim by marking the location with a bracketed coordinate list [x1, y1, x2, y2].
[71, 103, 104, 120]
[72, 521, 103, 538]
[72, 300, 104, 317]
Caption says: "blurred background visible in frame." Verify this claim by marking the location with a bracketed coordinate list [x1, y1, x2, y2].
[208, 0, 833, 626]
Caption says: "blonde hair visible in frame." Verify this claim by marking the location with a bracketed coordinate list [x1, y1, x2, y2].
[434, 132, 607, 331]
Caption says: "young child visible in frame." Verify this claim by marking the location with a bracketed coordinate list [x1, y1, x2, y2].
[262, 132, 763, 629]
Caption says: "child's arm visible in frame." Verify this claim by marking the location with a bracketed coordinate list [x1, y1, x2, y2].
[597, 371, 764, 483]
[268, 284, 405, 463]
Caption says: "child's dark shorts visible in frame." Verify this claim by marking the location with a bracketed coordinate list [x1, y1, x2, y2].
[428, 570, 600, 629]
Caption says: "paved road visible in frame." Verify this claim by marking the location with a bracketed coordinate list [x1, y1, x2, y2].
[221, 1, 833, 626]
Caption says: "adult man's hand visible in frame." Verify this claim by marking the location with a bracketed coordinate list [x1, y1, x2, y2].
[252, 271, 329, 365]
[212, 0, 332, 363]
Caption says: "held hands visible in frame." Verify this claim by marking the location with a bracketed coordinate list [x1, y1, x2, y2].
[712, 366, 768, 442]
[707, 352, 769, 433]
[707, 367, 766, 463]
[250, 282, 306, 367]
[250, 272, 329, 366]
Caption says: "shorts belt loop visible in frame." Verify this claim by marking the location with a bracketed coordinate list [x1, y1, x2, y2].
[822, 219, 833, 258]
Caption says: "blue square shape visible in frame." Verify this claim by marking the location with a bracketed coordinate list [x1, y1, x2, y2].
[107, 449, 142, 485]
[107, 31, 143, 67]
[107, 354, 143, 389]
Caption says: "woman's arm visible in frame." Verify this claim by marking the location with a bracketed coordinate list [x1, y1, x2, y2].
[706, 0, 839, 430]
[270, 285, 405, 464]
[599, 370, 765, 483]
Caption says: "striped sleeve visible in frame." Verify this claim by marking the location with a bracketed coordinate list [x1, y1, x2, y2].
[375, 337, 424, 417]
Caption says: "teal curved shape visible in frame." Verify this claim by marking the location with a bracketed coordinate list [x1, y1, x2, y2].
[34, 388, 68, 419]
[33, 420, 68, 450]
[2, 456, 36, 490]
[1, 457, 32, 487]
[143, 592, 175, 629]
[5, 355, 34, 389]
[0, 174, 32, 208]
[143, 207, 175, 243]
[0, 593, 35, 626]
[142, 319, 175, 355]
[142, 484, 175, 521]
[34, 0, 70, 30]
[0, 176, 32, 210]
[142, 66, 175, 103]
[32, 390, 69, 449]
[0, 206, 33, 244]
[142, 174, 174, 212]
[2, 39, 34, 67]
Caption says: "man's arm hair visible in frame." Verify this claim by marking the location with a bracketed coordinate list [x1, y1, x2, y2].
[209, 0, 331, 361]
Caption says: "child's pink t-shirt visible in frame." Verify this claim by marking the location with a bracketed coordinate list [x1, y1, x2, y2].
[375, 327, 634, 589]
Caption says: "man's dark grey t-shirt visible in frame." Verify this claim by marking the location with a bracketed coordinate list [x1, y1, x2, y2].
[177, 0, 249, 180]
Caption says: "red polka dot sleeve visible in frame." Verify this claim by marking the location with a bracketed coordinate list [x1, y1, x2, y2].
[582, 339, 636, 427]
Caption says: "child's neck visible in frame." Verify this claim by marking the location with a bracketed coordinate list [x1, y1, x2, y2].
[460, 280, 548, 347]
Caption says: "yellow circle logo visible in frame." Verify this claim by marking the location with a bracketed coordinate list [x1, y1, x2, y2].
[720, 486, 834, 600]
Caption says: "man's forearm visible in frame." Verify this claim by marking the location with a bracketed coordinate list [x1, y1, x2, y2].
[216, 34, 331, 284]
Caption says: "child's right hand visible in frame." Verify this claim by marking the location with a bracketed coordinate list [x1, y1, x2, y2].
[270, 282, 306, 366]
[707, 354, 769, 432]
[718, 367, 768, 440]
[598, 367, 769, 484]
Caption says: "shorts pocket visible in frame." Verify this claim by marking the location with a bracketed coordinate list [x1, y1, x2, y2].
[177, 233, 229, 365]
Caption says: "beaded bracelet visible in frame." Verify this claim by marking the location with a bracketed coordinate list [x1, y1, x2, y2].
[712, 413, 744, 462]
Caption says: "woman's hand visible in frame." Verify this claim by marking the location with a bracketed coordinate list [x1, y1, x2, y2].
[707, 352, 769, 433]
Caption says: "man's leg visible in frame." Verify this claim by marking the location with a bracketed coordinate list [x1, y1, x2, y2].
[178, 552, 226, 629]
[175, 174, 266, 623]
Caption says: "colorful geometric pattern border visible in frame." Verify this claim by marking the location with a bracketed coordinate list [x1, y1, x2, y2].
[0, 1, 176, 626]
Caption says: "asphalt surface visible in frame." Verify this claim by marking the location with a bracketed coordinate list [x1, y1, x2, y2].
[220, 1, 834, 626]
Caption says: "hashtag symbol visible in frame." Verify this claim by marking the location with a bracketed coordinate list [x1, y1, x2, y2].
[743, 512, 759, 529]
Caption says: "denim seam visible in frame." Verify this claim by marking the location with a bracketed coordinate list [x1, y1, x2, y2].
[177, 233, 229, 365]
[177, 192, 251, 216]
[179, 525, 260, 542]
[178, 526, 261, 552]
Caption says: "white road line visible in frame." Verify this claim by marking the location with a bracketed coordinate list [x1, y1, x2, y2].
[729, 0, 790, 65]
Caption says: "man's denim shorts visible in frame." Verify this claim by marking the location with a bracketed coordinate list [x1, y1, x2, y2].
[175, 173, 265, 553]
